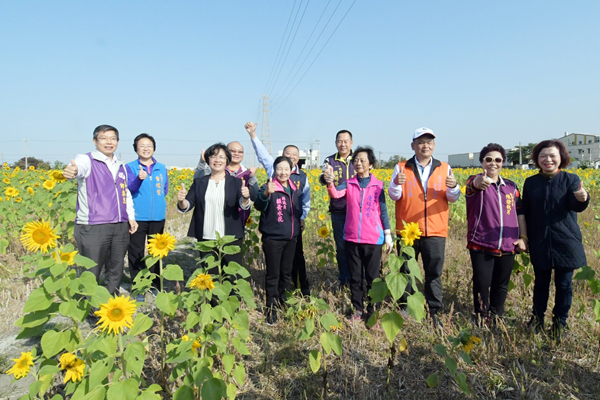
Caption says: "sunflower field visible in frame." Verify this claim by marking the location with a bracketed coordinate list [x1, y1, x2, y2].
[2, 163, 600, 399]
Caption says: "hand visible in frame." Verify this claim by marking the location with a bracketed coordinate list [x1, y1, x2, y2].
[129, 219, 139, 234]
[300, 219, 305, 231]
[265, 177, 276, 195]
[248, 167, 256, 177]
[474, 170, 491, 190]
[241, 178, 250, 199]
[446, 169, 457, 188]
[385, 234, 394, 254]
[63, 159, 78, 180]
[324, 164, 334, 185]
[138, 165, 148, 180]
[178, 183, 187, 202]
[200, 148, 205, 163]
[514, 238, 527, 253]
[394, 166, 406, 185]
[245, 122, 258, 139]
[574, 181, 588, 202]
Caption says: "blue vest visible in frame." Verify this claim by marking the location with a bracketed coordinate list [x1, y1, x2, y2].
[126, 159, 168, 221]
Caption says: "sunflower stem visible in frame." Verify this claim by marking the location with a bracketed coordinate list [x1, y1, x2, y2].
[118, 333, 127, 379]
[159, 259, 166, 373]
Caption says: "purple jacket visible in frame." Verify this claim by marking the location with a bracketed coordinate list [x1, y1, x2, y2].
[466, 175, 521, 252]
[76, 153, 129, 225]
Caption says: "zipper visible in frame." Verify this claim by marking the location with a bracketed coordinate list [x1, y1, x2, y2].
[496, 183, 503, 250]
[114, 166, 122, 222]
[358, 183, 365, 243]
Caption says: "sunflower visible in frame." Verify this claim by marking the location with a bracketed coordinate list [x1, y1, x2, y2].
[59, 353, 85, 383]
[28, 165, 35, 170]
[176, 185, 182, 191]
[314, 185, 321, 191]
[399, 222, 422, 247]
[20, 219, 60, 253]
[147, 232, 177, 259]
[318, 226, 330, 238]
[5, 351, 34, 379]
[48, 202, 53, 208]
[460, 332, 482, 354]
[318, 213, 326, 221]
[43, 180, 56, 190]
[245, 216, 254, 227]
[94, 295, 137, 335]
[5, 187, 19, 197]
[181, 335, 202, 352]
[53, 250, 78, 266]
[2, 178, 9, 184]
[0, 197, 3, 202]
[51, 170, 67, 183]
[27, 187, 34, 195]
[15, 197, 22, 203]
[189, 273, 215, 291]
[323, 195, 329, 202]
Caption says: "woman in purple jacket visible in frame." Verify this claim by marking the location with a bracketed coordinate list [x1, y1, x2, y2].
[327, 146, 393, 322]
[465, 143, 528, 325]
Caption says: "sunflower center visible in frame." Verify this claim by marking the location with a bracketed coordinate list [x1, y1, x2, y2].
[61, 254, 70, 262]
[33, 229, 50, 244]
[17, 359, 28, 368]
[109, 307, 124, 320]
[155, 240, 167, 250]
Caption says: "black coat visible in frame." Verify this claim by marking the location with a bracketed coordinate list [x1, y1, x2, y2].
[521, 171, 590, 270]
[180, 174, 246, 240]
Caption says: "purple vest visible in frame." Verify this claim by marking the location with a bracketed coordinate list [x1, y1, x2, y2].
[466, 176, 520, 252]
[76, 153, 129, 224]
[344, 176, 385, 245]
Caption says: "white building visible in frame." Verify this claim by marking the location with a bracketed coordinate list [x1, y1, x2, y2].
[558, 132, 600, 163]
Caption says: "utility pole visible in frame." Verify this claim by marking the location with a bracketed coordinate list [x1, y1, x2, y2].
[260, 95, 273, 156]
[316, 140, 321, 168]
[24, 139, 29, 169]
[519, 142, 522, 165]
[379, 151, 382, 167]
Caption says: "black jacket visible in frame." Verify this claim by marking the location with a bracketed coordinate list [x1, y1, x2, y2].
[522, 171, 590, 269]
[179, 174, 247, 240]
[254, 180, 301, 241]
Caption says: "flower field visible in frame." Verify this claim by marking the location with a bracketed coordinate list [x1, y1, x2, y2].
[1, 163, 600, 399]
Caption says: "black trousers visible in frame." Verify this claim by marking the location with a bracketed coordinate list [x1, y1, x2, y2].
[532, 266, 574, 327]
[469, 250, 514, 317]
[290, 230, 310, 294]
[74, 222, 130, 296]
[128, 220, 166, 289]
[347, 241, 382, 314]
[263, 237, 297, 307]
[399, 236, 446, 315]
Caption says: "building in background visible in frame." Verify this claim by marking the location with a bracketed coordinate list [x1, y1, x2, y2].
[558, 132, 600, 167]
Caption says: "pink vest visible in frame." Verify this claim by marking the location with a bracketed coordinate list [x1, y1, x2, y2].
[344, 176, 385, 245]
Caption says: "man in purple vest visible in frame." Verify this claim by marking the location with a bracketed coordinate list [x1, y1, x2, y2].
[64, 125, 138, 296]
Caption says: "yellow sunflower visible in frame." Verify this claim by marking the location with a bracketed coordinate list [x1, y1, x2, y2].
[399, 222, 422, 247]
[27, 187, 34, 195]
[15, 197, 22, 203]
[147, 232, 177, 259]
[51, 170, 67, 183]
[0, 197, 3, 202]
[314, 185, 321, 191]
[20, 219, 60, 253]
[182, 335, 202, 352]
[28, 165, 35, 170]
[94, 295, 137, 335]
[176, 185, 182, 191]
[5, 187, 19, 197]
[53, 250, 78, 266]
[43, 180, 56, 190]
[189, 273, 216, 291]
[318, 213, 326, 221]
[460, 333, 482, 354]
[318, 226, 330, 238]
[59, 353, 85, 383]
[323, 195, 330, 202]
[5, 351, 34, 379]
[2, 178, 9, 184]
[245, 216, 254, 227]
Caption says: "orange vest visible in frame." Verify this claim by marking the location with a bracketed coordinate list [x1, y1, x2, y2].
[394, 159, 450, 237]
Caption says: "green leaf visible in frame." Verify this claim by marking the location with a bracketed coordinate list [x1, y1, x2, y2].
[406, 257, 423, 283]
[402, 245, 415, 259]
[368, 279, 389, 303]
[455, 372, 471, 395]
[73, 254, 97, 269]
[221, 245, 241, 255]
[222, 354, 235, 374]
[319, 313, 340, 332]
[445, 356, 457, 376]
[162, 264, 184, 281]
[309, 350, 322, 373]
[426, 373, 439, 387]
[201, 378, 226, 400]
[460, 350, 472, 365]
[23, 286, 53, 313]
[434, 344, 447, 356]
[173, 385, 194, 400]
[381, 311, 403, 344]
[41, 330, 68, 358]
[185, 312, 201, 330]
[129, 314, 153, 336]
[155, 292, 179, 316]
[233, 364, 245, 385]
[45, 276, 70, 293]
[0, 238, 9, 254]
[49, 262, 68, 278]
[89, 285, 111, 308]
[589, 278, 600, 295]
[135, 384, 163, 400]
[507, 280, 515, 292]
[329, 333, 343, 356]
[87, 336, 118, 358]
[226, 383, 236, 400]
[406, 292, 426, 322]
[145, 256, 160, 268]
[386, 272, 408, 302]
[89, 357, 114, 389]
[232, 337, 250, 355]
[523, 273, 533, 288]
[107, 378, 139, 400]
[37, 365, 61, 376]
[124, 342, 146, 377]
[15, 303, 59, 328]
[234, 280, 256, 308]
[320, 332, 333, 355]
[593, 299, 600, 322]
[59, 299, 88, 322]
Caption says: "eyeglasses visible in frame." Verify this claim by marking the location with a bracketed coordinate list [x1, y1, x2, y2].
[138, 145, 153, 150]
[484, 157, 503, 163]
[209, 155, 228, 161]
[97, 136, 118, 142]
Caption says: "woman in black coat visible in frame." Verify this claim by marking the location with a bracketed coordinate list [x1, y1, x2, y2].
[521, 139, 590, 338]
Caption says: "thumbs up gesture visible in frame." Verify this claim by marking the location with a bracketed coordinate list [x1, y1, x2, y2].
[265, 177, 276, 195]
[475, 169, 491, 190]
[178, 183, 188, 203]
[446, 168, 457, 188]
[63, 159, 79, 180]
[138, 165, 148, 180]
[394, 166, 406, 185]
[574, 181, 588, 202]
[241, 178, 250, 199]
[324, 164, 334, 185]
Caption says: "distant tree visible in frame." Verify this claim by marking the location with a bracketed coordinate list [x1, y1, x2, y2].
[12, 157, 51, 170]
[506, 143, 535, 165]
[380, 155, 407, 169]
[52, 160, 67, 170]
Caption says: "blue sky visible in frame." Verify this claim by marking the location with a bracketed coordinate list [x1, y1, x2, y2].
[1, 1, 599, 167]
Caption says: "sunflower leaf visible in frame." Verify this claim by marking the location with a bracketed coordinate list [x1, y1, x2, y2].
[162, 265, 184, 281]
[73, 254, 96, 269]
[23, 286, 53, 313]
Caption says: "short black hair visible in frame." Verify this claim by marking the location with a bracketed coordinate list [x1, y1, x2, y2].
[273, 156, 293, 172]
[133, 133, 156, 152]
[205, 143, 232, 165]
[531, 139, 571, 170]
[478, 143, 506, 162]
[336, 130, 353, 141]
[283, 144, 299, 153]
[353, 146, 377, 168]
[93, 125, 119, 141]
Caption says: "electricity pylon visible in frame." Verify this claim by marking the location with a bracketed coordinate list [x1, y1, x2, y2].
[260, 95, 272, 156]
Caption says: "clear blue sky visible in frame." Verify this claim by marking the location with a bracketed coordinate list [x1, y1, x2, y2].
[1, 1, 599, 167]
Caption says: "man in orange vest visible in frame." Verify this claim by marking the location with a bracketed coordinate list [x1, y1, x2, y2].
[388, 127, 461, 327]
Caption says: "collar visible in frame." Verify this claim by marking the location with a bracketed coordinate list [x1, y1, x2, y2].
[334, 151, 353, 164]
[91, 150, 119, 165]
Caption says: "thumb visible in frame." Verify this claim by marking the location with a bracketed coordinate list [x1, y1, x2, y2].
[241, 177, 245, 185]
[71, 159, 76, 167]
[269, 177, 273, 184]
[449, 168, 454, 177]
[181, 183, 186, 191]
[577, 181, 583, 191]
[400, 166, 404, 173]
[139, 165, 144, 171]
[483, 169, 487, 177]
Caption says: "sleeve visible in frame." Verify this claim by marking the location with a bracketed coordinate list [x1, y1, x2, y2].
[387, 163, 403, 201]
[237, 179, 252, 210]
[327, 181, 347, 199]
[567, 174, 591, 212]
[164, 170, 169, 196]
[301, 179, 311, 220]
[379, 188, 391, 230]
[126, 188, 135, 219]
[251, 137, 275, 177]
[446, 166, 461, 203]
[318, 157, 329, 186]
[254, 184, 270, 212]
[126, 164, 143, 194]
[72, 154, 92, 179]
[193, 158, 210, 180]
[248, 175, 259, 201]
[465, 175, 480, 197]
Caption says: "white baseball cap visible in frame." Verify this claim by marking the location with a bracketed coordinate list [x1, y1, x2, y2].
[413, 127, 436, 140]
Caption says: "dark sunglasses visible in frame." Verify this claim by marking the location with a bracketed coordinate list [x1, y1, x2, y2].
[484, 157, 503, 163]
